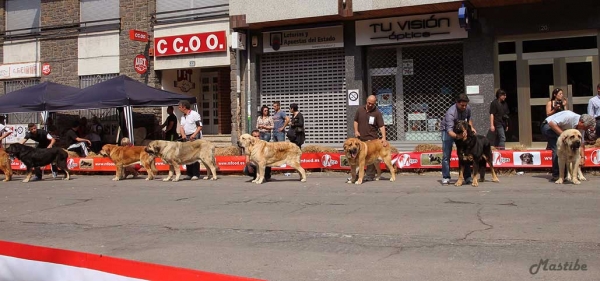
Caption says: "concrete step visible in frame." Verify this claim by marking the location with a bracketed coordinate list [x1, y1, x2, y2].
[203, 135, 234, 147]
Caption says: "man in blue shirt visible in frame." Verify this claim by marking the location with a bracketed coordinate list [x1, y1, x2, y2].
[271, 101, 289, 142]
[587, 83, 600, 140]
[440, 94, 476, 185]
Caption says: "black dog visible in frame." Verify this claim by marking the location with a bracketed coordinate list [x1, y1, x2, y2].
[428, 153, 442, 164]
[5, 143, 70, 182]
[519, 153, 534, 165]
[453, 120, 499, 186]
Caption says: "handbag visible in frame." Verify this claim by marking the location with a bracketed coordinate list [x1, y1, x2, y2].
[286, 128, 296, 140]
[294, 126, 304, 134]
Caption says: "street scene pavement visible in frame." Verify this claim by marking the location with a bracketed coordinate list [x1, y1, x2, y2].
[0, 170, 598, 281]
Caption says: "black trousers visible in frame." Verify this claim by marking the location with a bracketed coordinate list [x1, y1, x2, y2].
[185, 135, 201, 178]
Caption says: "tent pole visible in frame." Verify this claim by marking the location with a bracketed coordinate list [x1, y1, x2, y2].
[125, 106, 134, 145]
[41, 111, 48, 130]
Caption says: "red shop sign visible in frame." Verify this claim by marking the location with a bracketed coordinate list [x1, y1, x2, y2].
[41, 63, 51, 75]
[129, 29, 149, 42]
[134, 54, 148, 74]
[154, 31, 227, 57]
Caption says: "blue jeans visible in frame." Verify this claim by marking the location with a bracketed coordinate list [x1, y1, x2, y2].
[259, 132, 271, 142]
[442, 131, 471, 180]
[493, 124, 506, 150]
[272, 131, 285, 142]
[541, 123, 559, 178]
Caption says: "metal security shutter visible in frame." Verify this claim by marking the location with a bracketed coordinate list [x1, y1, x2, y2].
[260, 48, 346, 144]
[3, 79, 41, 123]
[80, 0, 120, 26]
[5, 0, 41, 35]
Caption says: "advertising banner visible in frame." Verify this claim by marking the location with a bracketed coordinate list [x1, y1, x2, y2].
[9, 149, 600, 172]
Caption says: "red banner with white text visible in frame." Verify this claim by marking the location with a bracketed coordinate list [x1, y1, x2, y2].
[9, 149, 600, 172]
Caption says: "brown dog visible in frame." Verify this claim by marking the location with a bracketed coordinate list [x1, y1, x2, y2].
[237, 133, 306, 184]
[100, 144, 156, 181]
[343, 138, 395, 184]
[0, 148, 12, 182]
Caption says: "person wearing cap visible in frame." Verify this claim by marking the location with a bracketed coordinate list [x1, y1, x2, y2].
[587, 83, 600, 140]
[540, 111, 596, 181]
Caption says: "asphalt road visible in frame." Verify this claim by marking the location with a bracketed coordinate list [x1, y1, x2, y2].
[0, 170, 598, 281]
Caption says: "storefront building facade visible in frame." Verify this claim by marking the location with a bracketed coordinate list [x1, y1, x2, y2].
[230, 0, 600, 149]
[0, 0, 236, 144]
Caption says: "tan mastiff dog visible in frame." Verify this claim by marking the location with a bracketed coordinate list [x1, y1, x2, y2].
[0, 148, 12, 182]
[237, 133, 306, 184]
[145, 140, 218, 182]
[555, 129, 586, 184]
[343, 137, 396, 184]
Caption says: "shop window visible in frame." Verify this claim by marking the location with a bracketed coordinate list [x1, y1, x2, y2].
[5, 0, 40, 36]
[523, 36, 597, 53]
[368, 43, 465, 142]
[80, 0, 120, 30]
[155, 0, 228, 22]
[498, 42, 516, 55]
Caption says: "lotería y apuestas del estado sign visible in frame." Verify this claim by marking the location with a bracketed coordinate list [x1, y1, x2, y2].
[263, 26, 344, 53]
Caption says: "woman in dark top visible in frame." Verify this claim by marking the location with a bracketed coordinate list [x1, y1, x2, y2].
[287, 103, 305, 148]
[546, 88, 568, 117]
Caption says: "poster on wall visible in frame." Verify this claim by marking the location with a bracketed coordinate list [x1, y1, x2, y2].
[3, 124, 28, 144]
[161, 69, 200, 96]
[376, 89, 394, 125]
[402, 59, 414, 76]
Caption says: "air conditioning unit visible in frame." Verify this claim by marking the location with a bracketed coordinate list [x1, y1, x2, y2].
[231, 32, 247, 50]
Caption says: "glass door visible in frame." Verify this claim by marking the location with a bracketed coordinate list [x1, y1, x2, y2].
[566, 56, 596, 114]
[528, 59, 555, 142]
[526, 55, 598, 144]
[200, 72, 219, 135]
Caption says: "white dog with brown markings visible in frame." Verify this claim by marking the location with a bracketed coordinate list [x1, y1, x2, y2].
[555, 129, 586, 184]
[237, 133, 306, 184]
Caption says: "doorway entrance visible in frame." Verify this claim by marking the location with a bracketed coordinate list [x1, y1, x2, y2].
[527, 56, 598, 142]
[497, 33, 599, 147]
[200, 72, 219, 135]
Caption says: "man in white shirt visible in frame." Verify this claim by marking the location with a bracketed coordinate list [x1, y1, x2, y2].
[587, 83, 600, 139]
[0, 116, 13, 148]
[177, 100, 202, 180]
[541, 111, 595, 181]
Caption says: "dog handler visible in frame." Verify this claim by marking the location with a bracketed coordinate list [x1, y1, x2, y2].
[441, 94, 475, 186]
[177, 100, 202, 180]
[540, 111, 595, 181]
[353, 95, 387, 181]
[19, 123, 57, 180]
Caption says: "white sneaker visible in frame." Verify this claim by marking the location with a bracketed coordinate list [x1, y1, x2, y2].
[52, 172, 58, 179]
[441, 178, 450, 185]
[191, 176, 199, 180]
